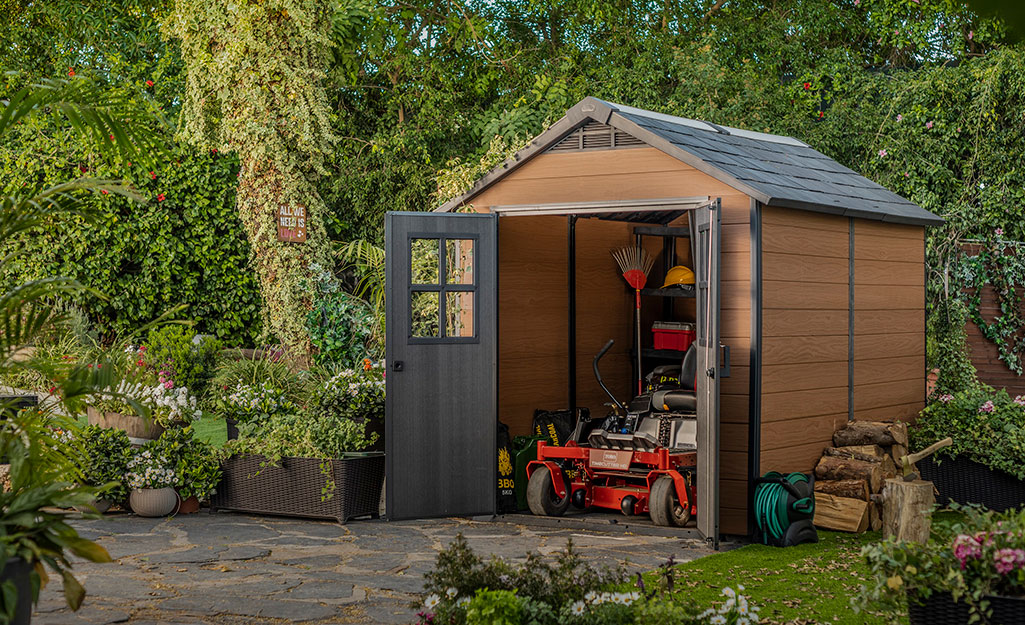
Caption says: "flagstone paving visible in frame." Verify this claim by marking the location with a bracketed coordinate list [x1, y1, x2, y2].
[34, 512, 727, 624]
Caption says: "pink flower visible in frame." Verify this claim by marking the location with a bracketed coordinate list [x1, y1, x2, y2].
[994, 549, 1025, 575]
[939, 393, 954, 403]
[926, 121, 934, 129]
[953, 534, 983, 567]
[904, 172, 910, 178]
[854, 0, 859, 5]
[968, 30, 974, 40]
[164, 380, 174, 390]
[980, 400, 995, 414]
[878, 149, 888, 158]
[1014, 395, 1025, 406]
[996, 227, 1004, 236]
[896, 114, 903, 122]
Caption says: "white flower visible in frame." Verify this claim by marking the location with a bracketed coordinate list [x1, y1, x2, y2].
[710, 616, 726, 625]
[456, 597, 470, 608]
[737, 584, 745, 591]
[737, 619, 750, 625]
[446, 587, 457, 599]
[423, 594, 440, 609]
[584, 591, 598, 604]
[722, 586, 735, 598]
[570, 600, 586, 615]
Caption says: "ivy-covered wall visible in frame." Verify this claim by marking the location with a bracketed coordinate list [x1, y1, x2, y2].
[0, 123, 262, 344]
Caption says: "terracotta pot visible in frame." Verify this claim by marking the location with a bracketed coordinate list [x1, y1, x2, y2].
[73, 498, 112, 514]
[176, 494, 200, 514]
[129, 488, 178, 517]
[0, 557, 33, 625]
[87, 406, 164, 444]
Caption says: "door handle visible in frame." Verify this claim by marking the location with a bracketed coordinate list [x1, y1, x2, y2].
[719, 344, 731, 379]
[391, 361, 404, 372]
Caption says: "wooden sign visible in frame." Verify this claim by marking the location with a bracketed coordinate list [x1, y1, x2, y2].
[277, 204, 307, 242]
[588, 448, 633, 470]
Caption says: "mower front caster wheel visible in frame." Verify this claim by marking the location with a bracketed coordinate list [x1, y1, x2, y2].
[649, 476, 691, 527]
[526, 466, 571, 517]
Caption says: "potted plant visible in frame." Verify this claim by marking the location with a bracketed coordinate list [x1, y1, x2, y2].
[87, 377, 203, 444]
[74, 425, 132, 513]
[308, 359, 385, 451]
[211, 365, 384, 523]
[910, 387, 1025, 511]
[859, 505, 1025, 624]
[150, 427, 221, 513]
[215, 381, 296, 440]
[125, 448, 179, 517]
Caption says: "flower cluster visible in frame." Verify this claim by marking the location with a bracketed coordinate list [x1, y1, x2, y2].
[952, 531, 1025, 576]
[125, 449, 176, 490]
[979, 400, 995, 414]
[938, 393, 954, 403]
[90, 379, 201, 426]
[220, 382, 294, 425]
[568, 590, 643, 615]
[312, 360, 385, 422]
[697, 586, 759, 624]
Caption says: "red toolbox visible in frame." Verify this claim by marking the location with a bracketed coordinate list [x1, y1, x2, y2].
[652, 321, 695, 351]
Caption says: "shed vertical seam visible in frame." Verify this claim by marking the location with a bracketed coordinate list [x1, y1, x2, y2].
[848, 218, 855, 422]
[747, 199, 762, 539]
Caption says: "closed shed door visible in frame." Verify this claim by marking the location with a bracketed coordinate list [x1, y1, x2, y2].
[384, 212, 498, 520]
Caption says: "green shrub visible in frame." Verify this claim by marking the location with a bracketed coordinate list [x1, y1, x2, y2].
[910, 387, 1025, 479]
[78, 425, 132, 503]
[307, 360, 384, 422]
[144, 325, 221, 395]
[306, 268, 378, 367]
[148, 426, 221, 501]
[465, 589, 521, 625]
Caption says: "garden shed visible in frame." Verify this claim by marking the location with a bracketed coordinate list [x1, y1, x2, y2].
[384, 97, 943, 544]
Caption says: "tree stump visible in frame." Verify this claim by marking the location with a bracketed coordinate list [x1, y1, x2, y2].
[815, 456, 884, 493]
[881, 479, 935, 543]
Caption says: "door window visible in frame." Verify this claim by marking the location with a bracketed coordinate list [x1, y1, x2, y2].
[408, 236, 477, 342]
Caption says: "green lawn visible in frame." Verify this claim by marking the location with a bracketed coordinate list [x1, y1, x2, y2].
[75, 415, 228, 448]
[641, 531, 901, 625]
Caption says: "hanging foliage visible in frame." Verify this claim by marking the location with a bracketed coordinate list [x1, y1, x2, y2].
[957, 237, 1025, 374]
[166, 0, 337, 361]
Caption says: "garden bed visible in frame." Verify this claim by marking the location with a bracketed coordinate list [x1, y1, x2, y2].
[211, 453, 384, 523]
[917, 456, 1025, 511]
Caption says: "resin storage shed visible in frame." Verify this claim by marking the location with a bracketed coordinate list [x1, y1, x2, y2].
[384, 97, 943, 544]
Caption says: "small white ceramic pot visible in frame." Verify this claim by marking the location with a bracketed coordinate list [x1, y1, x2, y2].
[129, 488, 178, 517]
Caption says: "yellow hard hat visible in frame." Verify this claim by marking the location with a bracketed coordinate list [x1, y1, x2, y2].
[661, 265, 695, 288]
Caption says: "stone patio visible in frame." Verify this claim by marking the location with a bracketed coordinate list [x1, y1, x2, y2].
[34, 511, 727, 624]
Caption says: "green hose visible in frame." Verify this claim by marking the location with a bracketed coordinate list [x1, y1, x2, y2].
[754, 472, 813, 545]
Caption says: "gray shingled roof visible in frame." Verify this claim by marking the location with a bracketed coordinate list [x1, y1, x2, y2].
[438, 97, 943, 226]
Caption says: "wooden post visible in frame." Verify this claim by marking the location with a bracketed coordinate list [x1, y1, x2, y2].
[881, 479, 935, 543]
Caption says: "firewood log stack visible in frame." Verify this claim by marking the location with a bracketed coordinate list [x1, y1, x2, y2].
[811, 421, 909, 533]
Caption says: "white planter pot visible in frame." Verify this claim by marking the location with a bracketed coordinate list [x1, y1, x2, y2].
[129, 488, 178, 517]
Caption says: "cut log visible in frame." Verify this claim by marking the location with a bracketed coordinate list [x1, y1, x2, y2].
[824, 445, 886, 463]
[833, 421, 904, 447]
[879, 455, 898, 481]
[814, 492, 870, 533]
[814, 479, 870, 501]
[869, 502, 882, 532]
[881, 478, 935, 544]
[814, 455, 884, 493]
[891, 443, 908, 468]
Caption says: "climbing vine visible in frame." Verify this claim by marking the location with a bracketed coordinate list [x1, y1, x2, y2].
[957, 237, 1025, 374]
[166, 0, 337, 362]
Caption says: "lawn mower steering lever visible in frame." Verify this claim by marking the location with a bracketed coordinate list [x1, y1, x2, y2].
[594, 339, 625, 414]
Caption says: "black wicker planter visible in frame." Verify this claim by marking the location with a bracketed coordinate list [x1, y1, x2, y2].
[225, 418, 239, 441]
[210, 453, 384, 523]
[908, 591, 1025, 625]
[917, 456, 1025, 512]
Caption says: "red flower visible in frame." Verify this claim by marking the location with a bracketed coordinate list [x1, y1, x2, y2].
[803, 82, 811, 89]
[150, 171, 156, 179]
[137, 359, 144, 366]
[109, 134, 115, 141]
[68, 68, 75, 77]
[211, 148, 218, 154]
[157, 194, 165, 202]
[127, 162, 132, 166]
[86, 364, 93, 368]
[818, 111, 824, 118]
[48, 386, 57, 395]
[100, 189, 109, 195]
[146, 80, 154, 87]
[79, 165, 88, 173]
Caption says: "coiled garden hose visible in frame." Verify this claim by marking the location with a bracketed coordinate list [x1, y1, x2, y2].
[753, 471, 814, 545]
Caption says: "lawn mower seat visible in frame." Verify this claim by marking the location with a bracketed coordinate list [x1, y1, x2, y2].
[651, 344, 698, 413]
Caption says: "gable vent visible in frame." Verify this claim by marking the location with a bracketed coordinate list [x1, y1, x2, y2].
[546, 121, 646, 153]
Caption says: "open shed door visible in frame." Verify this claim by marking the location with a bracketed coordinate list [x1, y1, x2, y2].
[692, 201, 721, 547]
[384, 212, 498, 520]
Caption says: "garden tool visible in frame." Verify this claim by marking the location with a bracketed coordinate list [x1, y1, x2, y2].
[899, 437, 952, 481]
[611, 246, 654, 395]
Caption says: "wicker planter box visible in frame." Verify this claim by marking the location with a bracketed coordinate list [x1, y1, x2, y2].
[210, 453, 384, 523]
[909, 591, 1025, 625]
[917, 456, 1025, 512]
[86, 406, 164, 444]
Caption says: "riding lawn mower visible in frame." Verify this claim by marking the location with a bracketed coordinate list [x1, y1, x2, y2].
[525, 339, 700, 527]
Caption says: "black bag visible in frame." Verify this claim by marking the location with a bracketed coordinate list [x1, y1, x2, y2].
[532, 409, 578, 447]
[497, 422, 517, 513]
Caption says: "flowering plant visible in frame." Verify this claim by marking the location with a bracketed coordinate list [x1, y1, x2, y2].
[858, 505, 1025, 623]
[911, 386, 1025, 480]
[308, 359, 385, 422]
[89, 379, 202, 428]
[125, 448, 176, 490]
[217, 382, 296, 426]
